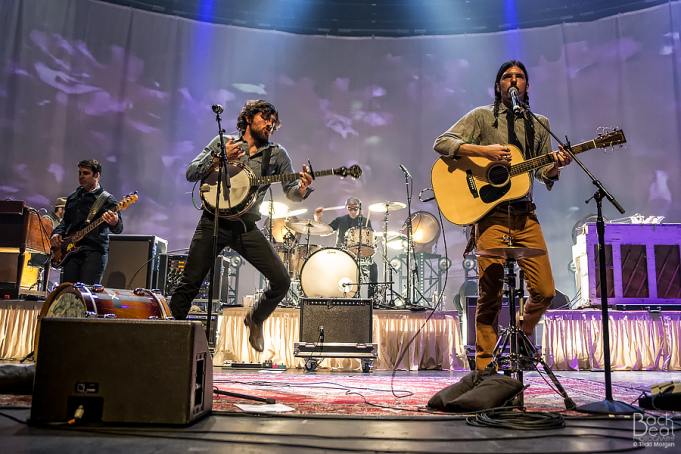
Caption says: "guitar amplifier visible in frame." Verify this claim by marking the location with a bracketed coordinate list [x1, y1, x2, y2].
[299, 298, 373, 343]
[158, 254, 229, 307]
[101, 235, 167, 290]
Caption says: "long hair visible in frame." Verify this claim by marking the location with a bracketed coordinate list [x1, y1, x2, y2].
[492, 60, 530, 128]
[236, 100, 281, 133]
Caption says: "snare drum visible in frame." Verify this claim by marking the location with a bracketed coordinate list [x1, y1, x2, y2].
[290, 244, 321, 279]
[34, 283, 172, 357]
[345, 227, 375, 258]
[300, 248, 359, 298]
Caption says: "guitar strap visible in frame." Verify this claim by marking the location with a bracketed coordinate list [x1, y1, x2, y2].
[86, 191, 112, 223]
[523, 114, 535, 159]
[261, 147, 271, 177]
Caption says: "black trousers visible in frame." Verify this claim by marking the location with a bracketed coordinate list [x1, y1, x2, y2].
[62, 249, 108, 285]
[170, 212, 290, 322]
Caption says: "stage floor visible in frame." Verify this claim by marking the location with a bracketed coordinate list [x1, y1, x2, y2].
[1, 363, 679, 453]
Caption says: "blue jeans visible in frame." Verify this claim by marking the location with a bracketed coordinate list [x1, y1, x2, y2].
[169, 212, 290, 321]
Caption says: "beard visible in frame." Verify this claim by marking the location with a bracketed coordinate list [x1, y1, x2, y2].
[251, 127, 270, 145]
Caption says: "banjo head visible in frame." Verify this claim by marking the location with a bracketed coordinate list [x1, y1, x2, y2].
[200, 162, 255, 217]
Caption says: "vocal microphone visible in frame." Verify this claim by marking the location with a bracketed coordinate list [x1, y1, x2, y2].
[399, 164, 412, 179]
[508, 87, 521, 116]
[212, 104, 224, 114]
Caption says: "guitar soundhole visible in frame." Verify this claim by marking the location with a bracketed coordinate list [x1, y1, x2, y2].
[487, 164, 510, 186]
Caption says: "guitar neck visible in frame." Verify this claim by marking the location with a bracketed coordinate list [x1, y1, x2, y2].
[253, 168, 337, 186]
[510, 139, 596, 177]
[71, 206, 120, 242]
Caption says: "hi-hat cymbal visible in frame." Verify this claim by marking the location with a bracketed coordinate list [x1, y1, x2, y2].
[369, 201, 407, 212]
[286, 219, 333, 235]
[259, 201, 289, 219]
[476, 246, 546, 261]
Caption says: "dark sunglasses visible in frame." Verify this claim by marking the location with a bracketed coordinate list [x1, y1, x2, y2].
[347, 206, 359, 211]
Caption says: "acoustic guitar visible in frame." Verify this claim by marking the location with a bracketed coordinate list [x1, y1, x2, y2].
[431, 129, 626, 226]
[51, 192, 138, 268]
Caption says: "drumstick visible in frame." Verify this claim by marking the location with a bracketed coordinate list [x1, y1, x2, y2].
[322, 205, 346, 211]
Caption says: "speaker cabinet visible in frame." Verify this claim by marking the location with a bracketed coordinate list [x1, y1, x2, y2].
[30, 318, 212, 425]
[102, 235, 168, 290]
[299, 298, 372, 343]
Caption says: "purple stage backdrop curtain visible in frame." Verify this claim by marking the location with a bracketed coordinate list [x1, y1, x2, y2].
[543, 310, 681, 371]
[1, 1, 681, 300]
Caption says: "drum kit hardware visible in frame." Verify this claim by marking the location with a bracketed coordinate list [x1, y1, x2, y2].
[257, 198, 440, 310]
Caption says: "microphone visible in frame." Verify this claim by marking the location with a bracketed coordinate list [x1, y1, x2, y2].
[399, 164, 412, 179]
[212, 104, 224, 114]
[508, 87, 521, 116]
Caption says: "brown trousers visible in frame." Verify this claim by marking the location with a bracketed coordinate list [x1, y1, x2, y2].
[474, 209, 555, 370]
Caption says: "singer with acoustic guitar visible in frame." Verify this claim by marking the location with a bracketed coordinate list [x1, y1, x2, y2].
[433, 60, 572, 371]
[50, 159, 124, 285]
[169, 100, 315, 353]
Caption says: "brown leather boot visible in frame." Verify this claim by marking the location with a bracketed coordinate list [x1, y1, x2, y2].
[244, 313, 264, 352]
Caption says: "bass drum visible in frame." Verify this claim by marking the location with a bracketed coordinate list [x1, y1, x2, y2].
[290, 244, 321, 279]
[300, 248, 359, 298]
[34, 283, 172, 357]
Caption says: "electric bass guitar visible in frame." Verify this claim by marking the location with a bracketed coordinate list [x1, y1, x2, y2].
[50, 192, 138, 268]
[431, 129, 626, 226]
[200, 162, 362, 219]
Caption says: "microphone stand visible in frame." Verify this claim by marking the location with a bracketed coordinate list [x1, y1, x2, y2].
[205, 109, 231, 349]
[356, 202, 364, 299]
[206, 109, 274, 405]
[401, 171, 416, 307]
[518, 101, 637, 414]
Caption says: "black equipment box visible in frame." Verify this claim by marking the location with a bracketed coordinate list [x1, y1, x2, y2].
[299, 297, 373, 343]
[30, 318, 212, 425]
[102, 234, 167, 290]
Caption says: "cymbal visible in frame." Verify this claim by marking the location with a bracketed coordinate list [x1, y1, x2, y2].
[286, 208, 308, 217]
[373, 230, 400, 238]
[286, 219, 333, 235]
[369, 201, 407, 212]
[476, 246, 546, 261]
[259, 201, 289, 219]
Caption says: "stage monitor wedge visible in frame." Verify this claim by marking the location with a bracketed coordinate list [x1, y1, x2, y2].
[30, 318, 212, 425]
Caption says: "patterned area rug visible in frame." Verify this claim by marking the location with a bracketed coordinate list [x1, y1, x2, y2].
[1, 371, 675, 417]
[211, 371, 652, 416]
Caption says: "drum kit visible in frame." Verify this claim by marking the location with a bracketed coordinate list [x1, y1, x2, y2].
[259, 199, 411, 307]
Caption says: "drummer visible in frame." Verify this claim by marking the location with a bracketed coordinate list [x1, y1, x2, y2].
[314, 197, 378, 300]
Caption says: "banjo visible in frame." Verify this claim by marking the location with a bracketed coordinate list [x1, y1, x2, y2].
[199, 161, 362, 219]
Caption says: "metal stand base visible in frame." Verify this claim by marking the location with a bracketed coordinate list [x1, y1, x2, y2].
[489, 325, 575, 410]
[576, 400, 643, 415]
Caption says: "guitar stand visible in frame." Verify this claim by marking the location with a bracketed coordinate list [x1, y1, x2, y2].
[486, 256, 575, 410]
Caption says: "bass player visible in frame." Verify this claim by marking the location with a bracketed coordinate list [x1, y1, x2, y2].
[49, 159, 123, 285]
[433, 60, 572, 371]
[169, 100, 314, 352]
